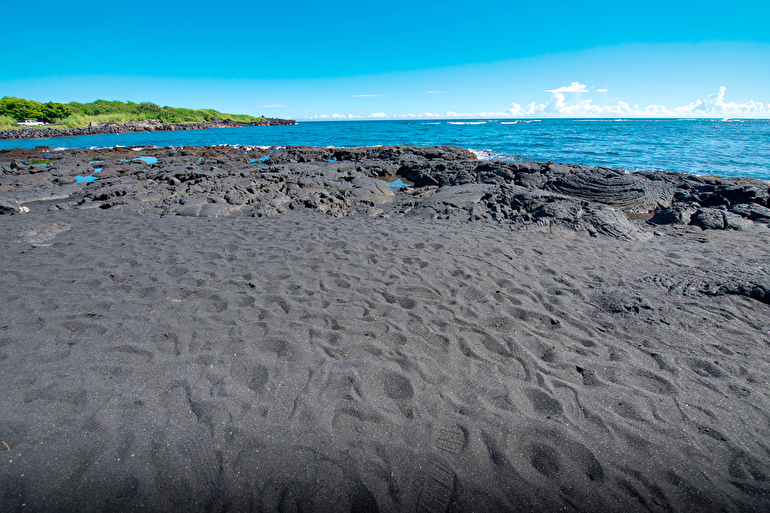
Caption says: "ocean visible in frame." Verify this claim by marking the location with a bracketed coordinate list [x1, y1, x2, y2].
[1, 118, 768, 180]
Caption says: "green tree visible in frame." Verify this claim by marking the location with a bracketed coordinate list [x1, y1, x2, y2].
[0, 96, 43, 121]
[40, 102, 72, 122]
[138, 102, 162, 118]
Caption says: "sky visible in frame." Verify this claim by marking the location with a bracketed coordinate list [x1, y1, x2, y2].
[3, 0, 770, 119]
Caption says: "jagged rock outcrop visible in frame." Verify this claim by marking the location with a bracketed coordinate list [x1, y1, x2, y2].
[1, 145, 768, 240]
[648, 173, 770, 231]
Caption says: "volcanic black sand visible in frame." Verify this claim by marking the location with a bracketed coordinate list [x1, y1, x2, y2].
[1, 145, 770, 512]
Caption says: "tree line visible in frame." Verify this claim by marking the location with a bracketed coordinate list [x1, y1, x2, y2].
[0, 97, 71, 123]
[0, 97, 264, 124]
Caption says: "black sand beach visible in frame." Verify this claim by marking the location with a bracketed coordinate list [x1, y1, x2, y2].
[2, 145, 770, 512]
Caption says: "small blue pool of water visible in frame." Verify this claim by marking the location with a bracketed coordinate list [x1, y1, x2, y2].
[388, 178, 412, 189]
[257, 154, 273, 166]
[248, 158, 257, 163]
[118, 156, 158, 165]
[89, 160, 104, 164]
[75, 168, 102, 183]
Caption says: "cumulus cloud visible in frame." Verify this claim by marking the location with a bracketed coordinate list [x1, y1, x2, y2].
[597, 89, 608, 93]
[501, 85, 769, 118]
[545, 82, 588, 93]
[392, 113, 443, 118]
[446, 111, 473, 117]
[331, 113, 360, 119]
[673, 86, 769, 116]
[370, 112, 386, 118]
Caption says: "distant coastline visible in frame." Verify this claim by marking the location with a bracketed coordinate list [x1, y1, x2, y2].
[0, 117, 296, 141]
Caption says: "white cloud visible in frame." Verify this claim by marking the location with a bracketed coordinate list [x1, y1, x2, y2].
[312, 86, 768, 120]
[545, 82, 588, 93]
[351, 94, 386, 97]
[428, 91, 450, 94]
[597, 89, 608, 93]
[673, 86, 769, 116]
[501, 85, 769, 118]
[256, 103, 290, 108]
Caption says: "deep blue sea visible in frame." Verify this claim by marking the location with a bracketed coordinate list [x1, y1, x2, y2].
[2, 118, 768, 180]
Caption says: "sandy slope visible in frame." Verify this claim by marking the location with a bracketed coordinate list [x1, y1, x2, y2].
[1, 202, 770, 512]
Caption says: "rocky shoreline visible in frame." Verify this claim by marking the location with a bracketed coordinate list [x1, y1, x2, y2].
[2, 144, 768, 236]
[0, 117, 296, 141]
[2, 144, 770, 303]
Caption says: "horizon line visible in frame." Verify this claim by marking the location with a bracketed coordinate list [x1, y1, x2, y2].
[298, 117, 770, 121]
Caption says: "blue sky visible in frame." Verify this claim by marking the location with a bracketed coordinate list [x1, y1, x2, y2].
[3, 0, 769, 119]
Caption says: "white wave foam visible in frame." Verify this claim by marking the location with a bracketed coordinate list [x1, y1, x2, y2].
[449, 121, 487, 125]
[469, 149, 484, 159]
[469, 149, 516, 161]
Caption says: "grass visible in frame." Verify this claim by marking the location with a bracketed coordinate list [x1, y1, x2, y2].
[0, 115, 18, 129]
[59, 113, 140, 128]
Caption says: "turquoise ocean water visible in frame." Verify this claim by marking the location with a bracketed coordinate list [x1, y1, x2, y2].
[1, 118, 768, 180]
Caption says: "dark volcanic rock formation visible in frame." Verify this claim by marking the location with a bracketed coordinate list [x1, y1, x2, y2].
[0, 117, 296, 140]
[541, 164, 674, 212]
[1, 145, 768, 242]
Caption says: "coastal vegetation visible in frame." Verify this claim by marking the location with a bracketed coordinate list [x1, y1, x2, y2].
[0, 115, 16, 129]
[0, 97, 265, 129]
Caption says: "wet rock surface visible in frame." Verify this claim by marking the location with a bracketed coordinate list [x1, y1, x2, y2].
[2, 145, 768, 243]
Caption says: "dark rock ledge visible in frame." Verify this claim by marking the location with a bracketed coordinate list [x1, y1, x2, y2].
[1, 145, 768, 245]
[0, 118, 296, 141]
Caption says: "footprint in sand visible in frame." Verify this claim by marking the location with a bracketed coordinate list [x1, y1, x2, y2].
[21, 222, 71, 246]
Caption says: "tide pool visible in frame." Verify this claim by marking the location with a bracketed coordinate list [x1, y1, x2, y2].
[388, 178, 412, 189]
[75, 168, 102, 183]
